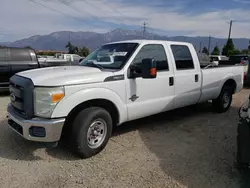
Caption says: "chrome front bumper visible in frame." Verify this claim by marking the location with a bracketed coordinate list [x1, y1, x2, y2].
[7, 104, 65, 142]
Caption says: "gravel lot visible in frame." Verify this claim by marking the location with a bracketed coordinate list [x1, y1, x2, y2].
[1, 89, 250, 188]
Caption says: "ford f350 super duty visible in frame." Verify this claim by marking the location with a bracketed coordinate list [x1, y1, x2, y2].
[7, 40, 244, 158]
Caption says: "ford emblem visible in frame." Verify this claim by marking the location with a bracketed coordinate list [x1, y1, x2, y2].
[10, 92, 16, 102]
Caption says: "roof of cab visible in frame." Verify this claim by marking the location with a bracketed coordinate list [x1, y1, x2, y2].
[105, 39, 192, 46]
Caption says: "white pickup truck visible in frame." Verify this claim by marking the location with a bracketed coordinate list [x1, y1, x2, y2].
[7, 40, 244, 158]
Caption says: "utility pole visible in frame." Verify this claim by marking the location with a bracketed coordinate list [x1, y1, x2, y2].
[69, 31, 71, 43]
[199, 41, 202, 53]
[143, 22, 147, 37]
[208, 35, 211, 55]
[228, 20, 235, 40]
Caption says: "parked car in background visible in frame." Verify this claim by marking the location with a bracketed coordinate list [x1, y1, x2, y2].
[58, 54, 84, 65]
[244, 56, 250, 84]
[0, 47, 74, 91]
[219, 54, 249, 66]
[218, 55, 249, 80]
[198, 53, 217, 67]
[209, 55, 228, 65]
[0, 47, 39, 91]
[7, 40, 244, 158]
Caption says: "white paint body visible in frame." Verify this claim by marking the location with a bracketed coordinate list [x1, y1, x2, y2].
[17, 40, 244, 125]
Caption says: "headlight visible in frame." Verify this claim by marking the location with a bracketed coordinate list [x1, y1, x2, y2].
[34, 87, 65, 118]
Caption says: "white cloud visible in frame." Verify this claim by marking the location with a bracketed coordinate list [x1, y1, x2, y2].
[233, 0, 250, 4]
[0, 0, 250, 42]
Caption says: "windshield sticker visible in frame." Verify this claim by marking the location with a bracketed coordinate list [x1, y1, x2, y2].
[112, 52, 128, 56]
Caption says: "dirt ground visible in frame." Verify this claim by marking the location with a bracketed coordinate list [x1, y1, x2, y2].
[0, 89, 250, 188]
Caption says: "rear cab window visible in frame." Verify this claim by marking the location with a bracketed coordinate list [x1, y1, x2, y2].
[170, 45, 194, 70]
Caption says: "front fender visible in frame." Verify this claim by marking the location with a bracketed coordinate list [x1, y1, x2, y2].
[51, 87, 127, 124]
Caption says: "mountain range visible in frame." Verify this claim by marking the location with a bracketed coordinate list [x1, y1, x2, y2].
[1, 28, 250, 52]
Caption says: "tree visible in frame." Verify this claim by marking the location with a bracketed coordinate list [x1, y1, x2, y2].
[211, 46, 220, 55]
[78, 46, 90, 57]
[227, 49, 241, 56]
[65, 42, 78, 54]
[222, 38, 235, 56]
[202, 47, 209, 55]
[24, 46, 33, 49]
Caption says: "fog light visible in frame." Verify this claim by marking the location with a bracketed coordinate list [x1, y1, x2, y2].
[29, 126, 46, 138]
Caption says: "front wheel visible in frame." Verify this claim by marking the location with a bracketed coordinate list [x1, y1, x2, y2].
[70, 107, 113, 158]
[212, 86, 233, 113]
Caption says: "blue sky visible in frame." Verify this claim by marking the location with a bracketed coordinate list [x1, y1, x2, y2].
[0, 0, 250, 42]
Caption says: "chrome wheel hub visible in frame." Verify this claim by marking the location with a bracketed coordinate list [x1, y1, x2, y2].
[223, 93, 230, 108]
[87, 119, 107, 149]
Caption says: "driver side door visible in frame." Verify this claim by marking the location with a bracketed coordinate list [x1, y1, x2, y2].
[125, 43, 175, 121]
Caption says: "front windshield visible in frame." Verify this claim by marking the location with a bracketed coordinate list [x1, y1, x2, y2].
[79, 42, 139, 70]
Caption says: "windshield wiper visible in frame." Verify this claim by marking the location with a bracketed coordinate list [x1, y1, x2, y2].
[85, 61, 104, 70]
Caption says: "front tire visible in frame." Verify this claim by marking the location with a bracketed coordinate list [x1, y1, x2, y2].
[70, 107, 112, 158]
[212, 86, 233, 113]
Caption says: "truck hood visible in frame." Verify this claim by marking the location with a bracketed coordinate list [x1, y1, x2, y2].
[17, 66, 114, 86]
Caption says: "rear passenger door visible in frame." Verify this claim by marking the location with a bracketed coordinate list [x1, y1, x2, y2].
[0, 48, 10, 87]
[170, 44, 202, 109]
[10, 48, 38, 77]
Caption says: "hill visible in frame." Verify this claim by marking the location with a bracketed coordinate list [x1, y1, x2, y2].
[1, 29, 249, 52]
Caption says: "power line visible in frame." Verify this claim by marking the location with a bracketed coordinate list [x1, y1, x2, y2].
[100, 0, 128, 22]
[82, 0, 125, 25]
[28, 0, 96, 26]
[56, 0, 106, 26]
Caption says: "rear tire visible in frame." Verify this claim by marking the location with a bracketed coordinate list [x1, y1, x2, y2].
[212, 86, 233, 113]
[70, 107, 112, 158]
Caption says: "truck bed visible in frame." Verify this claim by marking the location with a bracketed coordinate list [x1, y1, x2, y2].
[199, 65, 244, 103]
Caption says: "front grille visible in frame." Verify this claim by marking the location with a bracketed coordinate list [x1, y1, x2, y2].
[8, 119, 23, 135]
[9, 82, 25, 116]
[9, 75, 34, 119]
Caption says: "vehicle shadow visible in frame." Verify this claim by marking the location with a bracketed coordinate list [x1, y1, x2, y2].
[0, 103, 219, 162]
[238, 169, 250, 188]
[0, 118, 79, 161]
[112, 103, 246, 188]
[0, 102, 249, 188]
[0, 91, 9, 97]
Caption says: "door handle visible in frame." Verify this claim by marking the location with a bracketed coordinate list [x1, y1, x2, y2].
[195, 74, 199, 82]
[169, 77, 174, 86]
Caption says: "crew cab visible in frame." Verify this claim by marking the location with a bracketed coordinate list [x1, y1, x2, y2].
[7, 40, 244, 158]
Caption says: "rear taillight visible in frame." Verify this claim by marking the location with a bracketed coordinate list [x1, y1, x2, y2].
[240, 60, 244, 65]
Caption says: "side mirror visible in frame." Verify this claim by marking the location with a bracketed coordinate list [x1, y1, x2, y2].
[141, 58, 157, 79]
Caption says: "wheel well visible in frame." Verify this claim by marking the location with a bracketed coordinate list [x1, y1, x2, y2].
[62, 99, 119, 136]
[223, 79, 237, 94]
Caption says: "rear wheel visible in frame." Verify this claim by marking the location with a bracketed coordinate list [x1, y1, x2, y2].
[70, 107, 112, 158]
[212, 86, 233, 113]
